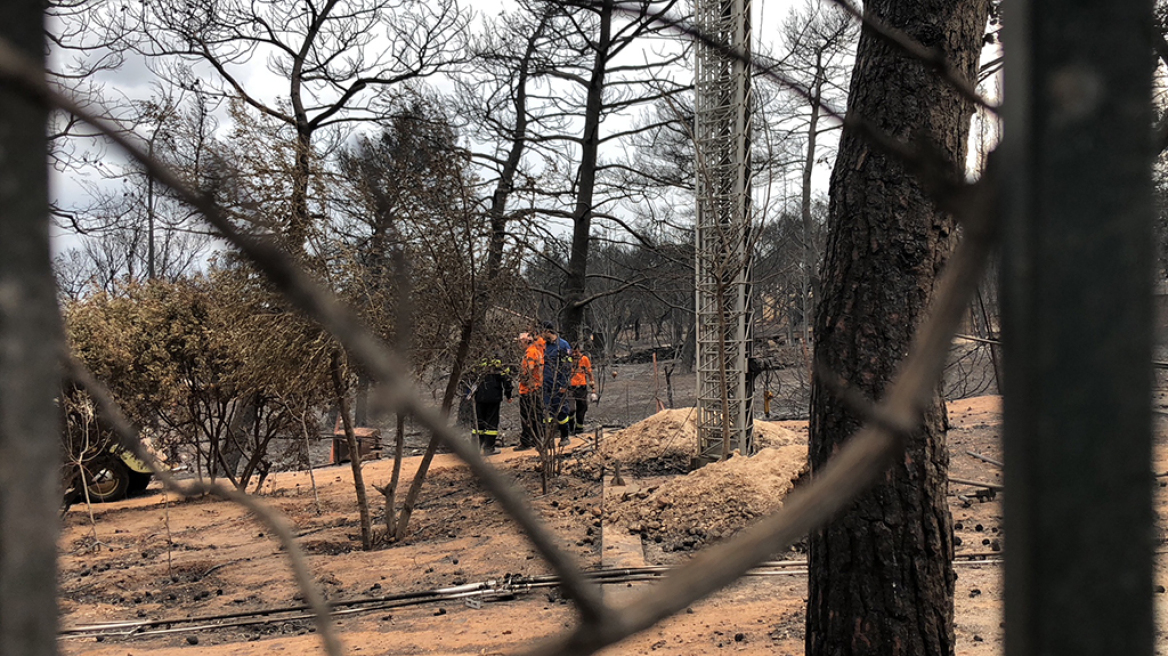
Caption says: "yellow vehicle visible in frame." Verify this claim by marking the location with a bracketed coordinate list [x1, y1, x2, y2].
[68, 444, 157, 504]
[60, 388, 165, 505]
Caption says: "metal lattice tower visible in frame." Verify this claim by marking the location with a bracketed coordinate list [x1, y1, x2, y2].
[694, 0, 754, 463]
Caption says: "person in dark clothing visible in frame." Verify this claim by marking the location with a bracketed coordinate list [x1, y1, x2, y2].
[540, 322, 573, 447]
[471, 356, 513, 455]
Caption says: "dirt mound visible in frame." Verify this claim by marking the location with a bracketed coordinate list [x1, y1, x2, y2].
[597, 408, 802, 473]
[608, 444, 808, 552]
[753, 420, 802, 450]
[598, 408, 699, 465]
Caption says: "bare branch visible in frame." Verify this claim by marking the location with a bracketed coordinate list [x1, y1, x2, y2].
[583, 0, 980, 201]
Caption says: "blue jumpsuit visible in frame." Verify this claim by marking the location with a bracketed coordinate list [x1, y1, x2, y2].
[542, 337, 573, 441]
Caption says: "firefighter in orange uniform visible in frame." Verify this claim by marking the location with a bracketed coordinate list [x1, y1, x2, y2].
[569, 346, 596, 435]
[515, 331, 545, 451]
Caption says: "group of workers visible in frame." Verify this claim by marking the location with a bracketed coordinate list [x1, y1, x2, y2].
[470, 321, 596, 455]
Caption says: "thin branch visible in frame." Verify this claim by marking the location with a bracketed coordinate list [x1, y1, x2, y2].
[571, 276, 651, 309]
[585, 0, 977, 203]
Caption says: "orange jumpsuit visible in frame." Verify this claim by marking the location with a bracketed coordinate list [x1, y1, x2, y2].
[517, 338, 545, 448]
[569, 354, 594, 433]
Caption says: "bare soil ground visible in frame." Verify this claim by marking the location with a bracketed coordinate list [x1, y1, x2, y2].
[55, 390, 1168, 656]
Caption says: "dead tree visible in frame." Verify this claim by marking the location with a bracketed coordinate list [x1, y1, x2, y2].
[538, 0, 689, 343]
[330, 351, 372, 550]
[779, 1, 856, 346]
[390, 7, 559, 539]
[105, 0, 469, 251]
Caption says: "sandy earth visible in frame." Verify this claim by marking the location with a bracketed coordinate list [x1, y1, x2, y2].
[54, 394, 1167, 656]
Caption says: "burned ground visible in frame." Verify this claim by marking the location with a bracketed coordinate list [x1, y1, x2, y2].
[55, 391, 1036, 656]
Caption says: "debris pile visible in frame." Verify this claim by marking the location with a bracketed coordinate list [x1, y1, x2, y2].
[608, 444, 808, 552]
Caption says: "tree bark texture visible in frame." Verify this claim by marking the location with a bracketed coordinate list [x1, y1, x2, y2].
[288, 127, 313, 252]
[805, 1, 989, 655]
[0, 6, 63, 655]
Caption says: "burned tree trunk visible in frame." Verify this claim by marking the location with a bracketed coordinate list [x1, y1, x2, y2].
[805, 0, 989, 654]
[560, 0, 612, 344]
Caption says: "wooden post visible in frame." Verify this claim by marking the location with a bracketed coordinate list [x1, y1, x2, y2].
[0, 6, 63, 655]
[1000, 1, 1154, 654]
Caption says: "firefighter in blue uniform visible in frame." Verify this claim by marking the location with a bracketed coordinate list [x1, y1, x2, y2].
[539, 321, 574, 447]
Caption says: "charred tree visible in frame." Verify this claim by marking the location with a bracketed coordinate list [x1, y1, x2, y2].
[805, 0, 990, 654]
[560, 0, 613, 344]
[547, 0, 688, 344]
[331, 352, 372, 550]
